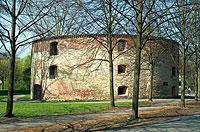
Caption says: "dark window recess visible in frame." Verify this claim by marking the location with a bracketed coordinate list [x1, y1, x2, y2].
[118, 86, 127, 95]
[118, 40, 125, 52]
[163, 82, 168, 86]
[50, 42, 58, 55]
[172, 67, 176, 76]
[118, 65, 126, 74]
[49, 66, 57, 79]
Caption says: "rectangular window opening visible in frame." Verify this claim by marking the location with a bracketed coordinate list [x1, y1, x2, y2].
[118, 65, 126, 74]
[172, 67, 176, 76]
[163, 82, 168, 86]
[118, 86, 127, 95]
[49, 66, 57, 79]
[50, 42, 58, 55]
[118, 40, 125, 52]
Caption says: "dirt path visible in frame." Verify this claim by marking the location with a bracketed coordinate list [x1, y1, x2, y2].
[0, 99, 182, 132]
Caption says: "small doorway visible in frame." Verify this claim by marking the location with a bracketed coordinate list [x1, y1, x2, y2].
[33, 84, 42, 100]
[172, 86, 176, 97]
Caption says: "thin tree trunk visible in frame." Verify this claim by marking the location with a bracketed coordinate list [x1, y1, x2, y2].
[4, 0, 16, 117]
[195, 70, 198, 101]
[180, 0, 185, 108]
[198, 76, 200, 99]
[147, 0, 153, 102]
[108, 0, 115, 107]
[194, 2, 198, 102]
[149, 62, 153, 101]
[132, 0, 142, 119]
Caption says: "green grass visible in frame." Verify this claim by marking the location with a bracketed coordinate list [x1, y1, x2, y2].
[0, 102, 109, 117]
[0, 90, 31, 101]
[0, 101, 146, 117]
[17, 94, 31, 101]
[0, 95, 7, 101]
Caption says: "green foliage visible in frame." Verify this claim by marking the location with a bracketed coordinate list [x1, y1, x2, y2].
[0, 90, 8, 95]
[22, 53, 31, 91]
[0, 59, 9, 90]
[14, 59, 24, 90]
[0, 52, 31, 91]
[0, 90, 29, 96]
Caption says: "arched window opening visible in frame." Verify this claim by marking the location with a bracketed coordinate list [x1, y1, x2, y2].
[118, 86, 128, 95]
[33, 84, 42, 100]
[49, 65, 57, 79]
[50, 42, 58, 55]
[118, 40, 126, 52]
[118, 65, 126, 74]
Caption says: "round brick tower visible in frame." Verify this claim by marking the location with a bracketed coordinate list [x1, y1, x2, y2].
[31, 34, 179, 100]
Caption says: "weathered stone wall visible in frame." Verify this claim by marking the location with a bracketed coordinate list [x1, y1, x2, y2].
[31, 34, 179, 100]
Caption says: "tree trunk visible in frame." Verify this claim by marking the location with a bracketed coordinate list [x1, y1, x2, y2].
[132, 0, 142, 119]
[108, 0, 115, 107]
[195, 70, 198, 102]
[147, 0, 153, 102]
[149, 63, 153, 101]
[198, 75, 200, 99]
[5, 54, 16, 117]
[4, 0, 16, 117]
[180, 0, 185, 108]
[194, 0, 198, 102]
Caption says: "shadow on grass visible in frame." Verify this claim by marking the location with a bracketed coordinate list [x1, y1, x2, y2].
[59, 114, 185, 132]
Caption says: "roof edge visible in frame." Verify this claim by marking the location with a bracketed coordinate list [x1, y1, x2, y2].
[32, 34, 178, 45]
[32, 34, 134, 44]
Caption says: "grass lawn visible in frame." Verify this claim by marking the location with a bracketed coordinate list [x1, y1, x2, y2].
[0, 90, 30, 101]
[17, 94, 31, 101]
[0, 95, 7, 101]
[0, 94, 31, 101]
[0, 101, 146, 117]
